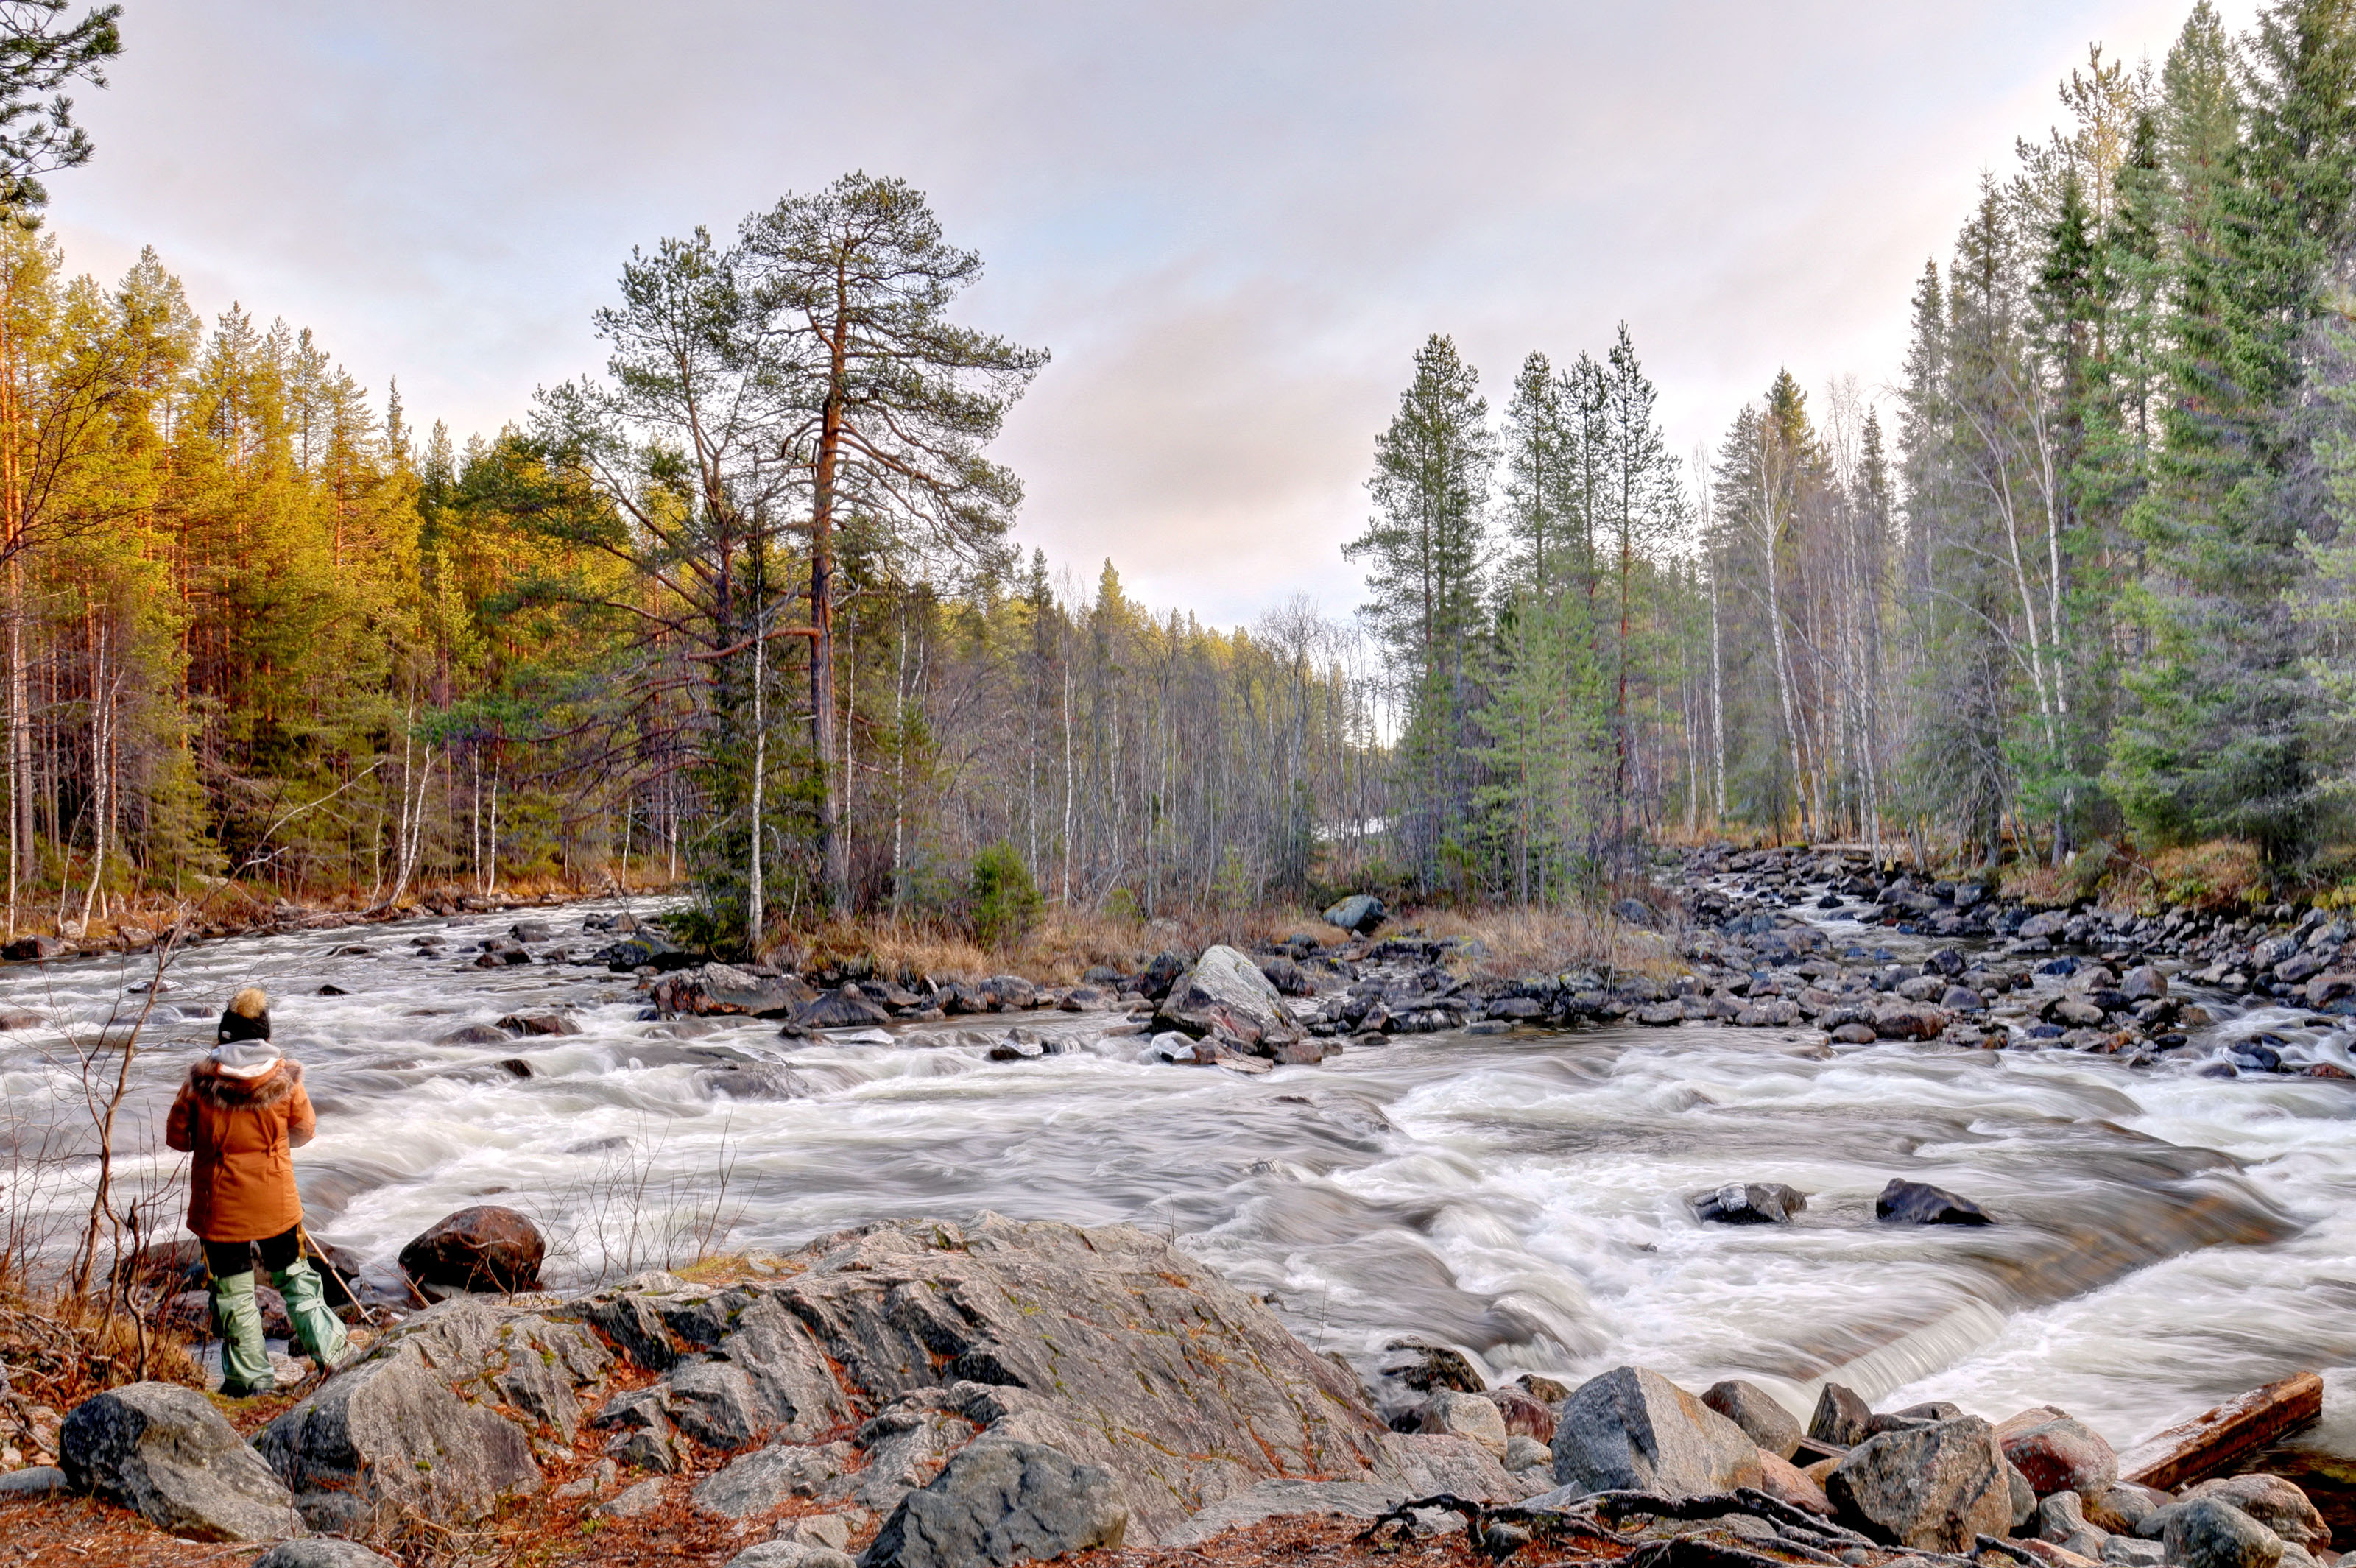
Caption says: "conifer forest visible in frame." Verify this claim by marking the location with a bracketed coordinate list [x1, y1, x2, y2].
[14, 0, 2356, 948]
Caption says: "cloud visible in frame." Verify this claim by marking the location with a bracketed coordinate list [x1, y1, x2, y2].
[49, 0, 2246, 624]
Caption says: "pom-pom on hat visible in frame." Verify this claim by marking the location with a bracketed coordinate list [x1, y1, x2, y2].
[216, 986, 271, 1045]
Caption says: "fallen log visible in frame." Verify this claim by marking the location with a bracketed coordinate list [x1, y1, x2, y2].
[2119, 1371, 2324, 1491]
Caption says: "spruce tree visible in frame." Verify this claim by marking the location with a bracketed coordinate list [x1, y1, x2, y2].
[2114, 0, 2356, 862]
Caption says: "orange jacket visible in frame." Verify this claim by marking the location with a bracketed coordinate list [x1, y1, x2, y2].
[163, 1059, 314, 1243]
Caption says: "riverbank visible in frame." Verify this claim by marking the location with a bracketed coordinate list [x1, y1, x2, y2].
[7, 1215, 2350, 1568]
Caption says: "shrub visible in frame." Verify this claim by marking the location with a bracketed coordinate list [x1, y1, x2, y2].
[969, 843, 1043, 950]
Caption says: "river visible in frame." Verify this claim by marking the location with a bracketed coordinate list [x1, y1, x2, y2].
[1, 893, 2349, 1449]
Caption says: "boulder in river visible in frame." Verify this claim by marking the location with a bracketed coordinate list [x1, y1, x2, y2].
[60, 1381, 301, 1541]
[1486, 1385, 1556, 1444]
[1877, 1179, 1994, 1226]
[1810, 1382, 1875, 1447]
[1322, 894, 1386, 936]
[2178, 1477, 2330, 1550]
[1153, 944, 1305, 1052]
[2002, 1410, 2120, 1496]
[398, 1204, 546, 1292]
[1378, 1340, 1486, 1397]
[657, 963, 818, 1019]
[794, 986, 894, 1030]
[861, 1439, 1128, 1568]
[1872, 1001, 1947, 1040]
[1550, 1365, 1764, 1497]
[1690, 1182, 1807, 1226]
[2162, 1497, 2286, 1568]
[1704, 1379, 1803, 1459]
[1827, 1414, 2015, 1552]
[1416, 1391, 1507, 1455]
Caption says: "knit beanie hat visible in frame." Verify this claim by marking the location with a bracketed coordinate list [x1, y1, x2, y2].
[209, 1034, 283, 1079]
[216, 986, 272, 1045]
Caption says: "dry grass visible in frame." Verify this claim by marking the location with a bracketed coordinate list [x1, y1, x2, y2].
[1409, 903, 1682, 979]
[1998, 860, 2075, 910]
[0, 1286, 202, 1415]
[762, 894, 1679, 986]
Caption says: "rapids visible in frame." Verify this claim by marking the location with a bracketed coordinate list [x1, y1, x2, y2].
[1, 895, 2349, 1447]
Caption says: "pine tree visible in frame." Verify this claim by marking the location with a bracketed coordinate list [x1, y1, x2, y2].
[1346, 333, 1492, 889]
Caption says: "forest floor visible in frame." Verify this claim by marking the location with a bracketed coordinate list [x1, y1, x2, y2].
[0, 1494, 1647, 1568]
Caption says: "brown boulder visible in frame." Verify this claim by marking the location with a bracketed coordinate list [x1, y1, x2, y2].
[398, 1205, 544, 1293]
[2003, 1413, 2120, 1496]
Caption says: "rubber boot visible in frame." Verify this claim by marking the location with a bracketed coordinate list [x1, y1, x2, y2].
[272, 1259, 350, 1372]
[211, 1271, 275, 1397]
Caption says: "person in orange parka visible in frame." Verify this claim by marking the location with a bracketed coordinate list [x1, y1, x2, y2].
[163, 986, 348, 1396]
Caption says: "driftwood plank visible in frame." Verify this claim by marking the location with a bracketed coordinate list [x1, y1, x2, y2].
[2120, 1371, 2324, 1491]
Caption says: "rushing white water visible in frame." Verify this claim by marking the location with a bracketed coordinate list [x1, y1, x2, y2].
[1, 897, 2349, 1449]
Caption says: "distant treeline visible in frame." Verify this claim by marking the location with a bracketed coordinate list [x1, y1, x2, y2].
[1358, 0, 2356, 897]
[0, 183, 1389, 944]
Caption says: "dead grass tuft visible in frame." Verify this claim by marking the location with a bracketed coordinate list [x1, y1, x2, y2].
[1408, 902, 1682, 979]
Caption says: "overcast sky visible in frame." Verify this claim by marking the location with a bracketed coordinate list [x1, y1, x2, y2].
[52, 1, 2249, 627]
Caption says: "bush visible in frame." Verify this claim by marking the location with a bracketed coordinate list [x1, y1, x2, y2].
[969, 843, 1043, 950]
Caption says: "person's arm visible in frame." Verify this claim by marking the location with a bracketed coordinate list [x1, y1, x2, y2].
[286, 1078, 317, 1148]
[164, 1082, 194, 1152]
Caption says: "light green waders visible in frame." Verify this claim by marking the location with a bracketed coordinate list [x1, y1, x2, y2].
[272, 1257, 350, 1370]
[209, 1271, 274, 1398]
[210, 1257, 349, 1396]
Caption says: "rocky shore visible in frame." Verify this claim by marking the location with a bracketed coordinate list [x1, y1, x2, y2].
[14, 1215, 2349, 1568]
[598, 844, 2356, 1081]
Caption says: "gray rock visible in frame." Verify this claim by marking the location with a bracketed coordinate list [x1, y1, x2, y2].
[253, 1543, 403, 1568]
[1163, 1479, 1404, 1546]
[860, 1440, 1128, 1568]
[1154, 944, 1305, 1050]
[1323, 895, 1386, 936]
[780, 1515, 856, 1551]
[1549, 1366, 1764, 1497]
[1825, 1415, 2014, 1552]
[855, 1409, 967, 1512]
[1415, 1391, 1506, 1455]
[2103, 1538, 2168, 1567]
[666, 1357, 772, 1450]
[1690, 1183, 1807, 1225]
[1503, 1435, 1551, 1473]
[596, 1477, 668, 1519]
[0, 1466, 63, 1495]
[1810, 1382, 1874, 1447]
[2180, 1477, 2329, 1550]
[1703, 1380, 1802, 1459]
[2120, 966, 2169, 1000]
[654, 962, 816, 1018]
[607, 1424, 680, 1474]
[728, 1545, 858, 1568]
[2163, 1498, 2285, 1568]
[2083, 1480, 2166, 1535]
[694, 1442, 850, 1520]
[2037, 1489, 2112, 1560]
[2011, 1461, 2039, 1530]
[255, 1346, 541, 1533]
[60, 1382, 301, 1543]
[1875, 1179, 1993, 1226]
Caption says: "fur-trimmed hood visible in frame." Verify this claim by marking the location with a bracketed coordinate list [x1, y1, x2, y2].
[185, 1057, 303, 1110]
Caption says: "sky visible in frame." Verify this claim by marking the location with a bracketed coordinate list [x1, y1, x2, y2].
[50, 0, 2255, 629]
